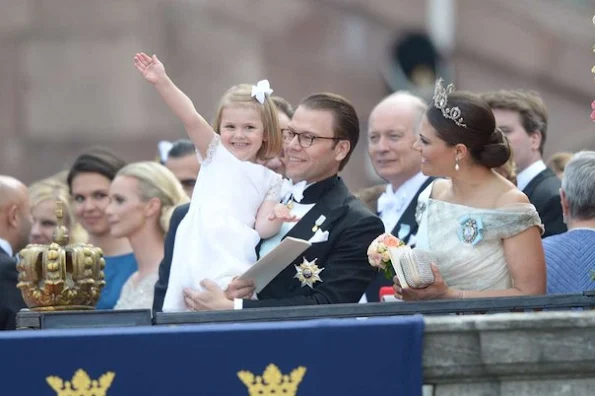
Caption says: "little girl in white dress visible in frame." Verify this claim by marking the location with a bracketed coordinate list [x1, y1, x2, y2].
[134, 52, 292, 311]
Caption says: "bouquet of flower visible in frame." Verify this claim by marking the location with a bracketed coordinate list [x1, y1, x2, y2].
[367, 233, 405, 280]
[367, 232, 437, 289]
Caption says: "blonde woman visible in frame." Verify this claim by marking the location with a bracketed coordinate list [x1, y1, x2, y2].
[106, 162, 188, 309]
[29, 178, 87, 245]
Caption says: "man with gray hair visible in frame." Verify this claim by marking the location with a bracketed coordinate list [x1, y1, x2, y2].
[543, 151, 595, 294]
[358, 91, 434, 302]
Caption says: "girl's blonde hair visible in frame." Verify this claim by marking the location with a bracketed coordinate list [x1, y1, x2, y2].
[212, 84, 282, 161]
[28, 178, 88, 244]
[116, 162, 189, 234]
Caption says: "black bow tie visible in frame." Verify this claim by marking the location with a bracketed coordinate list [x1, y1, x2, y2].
[298, 175, 339, 204]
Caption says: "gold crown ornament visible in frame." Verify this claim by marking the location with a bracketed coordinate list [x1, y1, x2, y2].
[237, 364, 306, 396]
[46, 369, 115, 396]
[433, 78, 467, 128]
[16, 201, 106, 310]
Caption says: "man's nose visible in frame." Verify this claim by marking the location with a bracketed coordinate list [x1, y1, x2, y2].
[373, 136, 390, 152]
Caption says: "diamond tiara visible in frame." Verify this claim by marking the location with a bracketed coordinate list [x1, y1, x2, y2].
[433, 78, 467, 128]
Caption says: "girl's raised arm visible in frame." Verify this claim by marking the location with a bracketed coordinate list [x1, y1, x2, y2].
[134, 52, 214, 157]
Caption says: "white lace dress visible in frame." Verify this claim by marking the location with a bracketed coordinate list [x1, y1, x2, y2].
[415, 182, 543, 291]
[163, 135, 282, 312]
[114, 272, 159, 310]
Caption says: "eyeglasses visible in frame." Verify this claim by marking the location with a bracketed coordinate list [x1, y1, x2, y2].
[282, 129, 344, 148]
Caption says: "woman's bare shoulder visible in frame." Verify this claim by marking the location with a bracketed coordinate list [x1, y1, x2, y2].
[430, 178, 450, 199]
[495, 184, 531, 206]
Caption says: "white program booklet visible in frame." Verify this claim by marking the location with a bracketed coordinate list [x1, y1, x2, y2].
[240, 237, 312, 293]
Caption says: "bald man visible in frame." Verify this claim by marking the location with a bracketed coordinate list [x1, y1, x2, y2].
[0, 176, 31, 330]
[357, 92, 434, 302]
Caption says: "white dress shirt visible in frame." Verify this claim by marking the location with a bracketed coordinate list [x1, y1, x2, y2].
[0, 238, 13, 257]
[378, 172, 429, 232]
[517, 160, 547, 192]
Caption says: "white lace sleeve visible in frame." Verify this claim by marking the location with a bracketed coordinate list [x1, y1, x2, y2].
[265, 174, 283, 202]
[196, 134, 221, 165]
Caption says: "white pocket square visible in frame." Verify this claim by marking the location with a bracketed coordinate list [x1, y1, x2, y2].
[308, 229, 329, 243]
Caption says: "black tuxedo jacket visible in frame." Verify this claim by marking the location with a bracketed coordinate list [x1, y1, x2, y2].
[153, 203, 190, 311]
[364, 177, 434, 302]
[0, 247, 26, 330]
[523, 168, 566, 238]
[153, 177, 384, 311]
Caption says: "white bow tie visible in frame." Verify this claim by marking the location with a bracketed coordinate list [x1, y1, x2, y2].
[281, 179, 307, 203]
[377, 190, 407, 214]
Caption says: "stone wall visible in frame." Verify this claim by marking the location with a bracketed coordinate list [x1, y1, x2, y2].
[1, 0, 593, 190]
[423, 311, 595, 395]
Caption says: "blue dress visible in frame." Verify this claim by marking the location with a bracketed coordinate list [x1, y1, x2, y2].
[96, 252, 137, 310]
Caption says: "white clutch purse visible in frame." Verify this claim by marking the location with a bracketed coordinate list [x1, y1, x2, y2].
[388, 246, 435, 289]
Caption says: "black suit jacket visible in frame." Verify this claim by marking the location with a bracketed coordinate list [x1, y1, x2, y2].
[523, 168, 566, 238]
[153, 177, 384, 310]
[364, 177, 434, 302]
[0, 247, 26, 330]
[153, 203, 190, 311]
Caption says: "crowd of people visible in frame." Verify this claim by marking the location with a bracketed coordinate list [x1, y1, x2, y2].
[0, 52, 593, 330]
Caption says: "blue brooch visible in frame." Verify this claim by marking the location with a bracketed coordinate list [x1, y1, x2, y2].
[457, 214, 484, 245]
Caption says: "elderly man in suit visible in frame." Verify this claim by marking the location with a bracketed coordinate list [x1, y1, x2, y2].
[481, 90, 566, 238]
[154, 92, 384, 311]
[543, 151, 595, 294]
[357, 92, 433, 302]
[0, 176, 31, 330]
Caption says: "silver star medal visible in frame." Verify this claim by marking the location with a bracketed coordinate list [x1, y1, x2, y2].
[294, 257, 324, 288]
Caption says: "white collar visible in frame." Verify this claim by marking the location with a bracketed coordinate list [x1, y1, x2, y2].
[0, 238, 13, 257]
[387, 172, 429, 200]
[517, 160, 547, 191]
[378, 172, 429, 215]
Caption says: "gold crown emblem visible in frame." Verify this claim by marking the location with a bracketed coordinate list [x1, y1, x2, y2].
[237, 364, 306, 396]
[17, 201, 106, 311]
[46, 369, 115, 396]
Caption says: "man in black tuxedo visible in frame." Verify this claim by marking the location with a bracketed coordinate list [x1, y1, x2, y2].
[0, 176, 31, 330]
[357, 92, 434, 302]
[482, 90, 566, 238]
[154, 93, 384, 311]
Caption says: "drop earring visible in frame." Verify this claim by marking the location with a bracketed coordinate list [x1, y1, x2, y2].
[455, 157, 460, 171]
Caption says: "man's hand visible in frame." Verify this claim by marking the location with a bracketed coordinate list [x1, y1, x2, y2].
[225, 277, 256, 299]
[183, 279, 234, 311]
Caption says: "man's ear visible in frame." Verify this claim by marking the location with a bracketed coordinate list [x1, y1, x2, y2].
[6, 204, 19, 229]
[530, 130, 542, 152]
[334, 140, 351, 163]
[560, 188, 569, 218]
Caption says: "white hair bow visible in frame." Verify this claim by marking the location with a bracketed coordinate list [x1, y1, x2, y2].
[251, 79, 274, 104]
